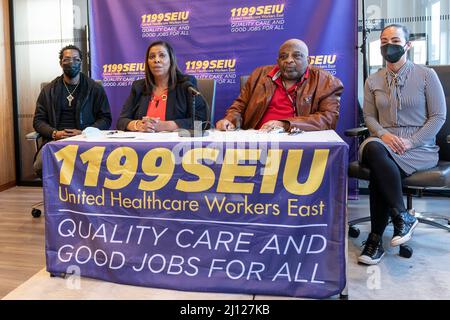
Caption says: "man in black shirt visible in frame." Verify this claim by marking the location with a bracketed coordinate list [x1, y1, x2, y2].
[32, 45, 112, 177]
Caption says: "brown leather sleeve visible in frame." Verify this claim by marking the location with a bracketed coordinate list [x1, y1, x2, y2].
[223, 66, 268, 127]
[285, 74, 344, 131]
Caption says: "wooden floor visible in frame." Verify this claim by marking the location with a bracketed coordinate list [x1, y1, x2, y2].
[0, 186, 45, 298]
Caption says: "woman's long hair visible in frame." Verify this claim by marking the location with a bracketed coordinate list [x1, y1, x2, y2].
[144, 41, 182, 94]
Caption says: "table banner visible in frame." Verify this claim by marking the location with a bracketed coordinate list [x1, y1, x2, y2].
[43, 138, 348, 298]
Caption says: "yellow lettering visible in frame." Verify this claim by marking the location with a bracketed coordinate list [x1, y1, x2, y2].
[260, 149, 282, 193]
[315, 56, 323, 64]
[275, 4, 285, 14]
[54, 145, 79, 185]
[217, 149, 261, 194]
[104, 147, 138, 190]
[283, 150, 329, 195]
[181, 11, 189, 20]
[80, 146, 105, 187]
[176, 148, 219, 192]
[139, 148, 174, 191]
[327, 55, 336, 64]
[288, 199, 326, 217]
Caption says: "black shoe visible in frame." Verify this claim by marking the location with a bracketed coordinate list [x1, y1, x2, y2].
[358, 233, 385, 265]
[391, 210, 418, 247]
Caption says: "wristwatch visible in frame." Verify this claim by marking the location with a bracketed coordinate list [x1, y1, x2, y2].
[52, 130, 57, 140]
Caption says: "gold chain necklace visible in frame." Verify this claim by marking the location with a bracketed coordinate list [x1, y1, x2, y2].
[63, 80, 80, 107]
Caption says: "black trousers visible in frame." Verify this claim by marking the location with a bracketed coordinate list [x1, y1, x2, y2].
[362, 141, 407, 237]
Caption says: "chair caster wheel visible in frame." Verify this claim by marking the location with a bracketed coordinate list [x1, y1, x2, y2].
[50, 272, 66, 278]
[399, 245, 413, 258]
[31, 208, 41, 218]
[348, 226, 360, 238]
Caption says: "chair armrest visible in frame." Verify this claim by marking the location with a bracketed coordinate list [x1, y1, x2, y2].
[345, 127, 369, 137]
[26, 131, 41, 140]
[447, 135, 450, 144]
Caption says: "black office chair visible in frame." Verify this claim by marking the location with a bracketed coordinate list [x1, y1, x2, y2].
[346, 65, 450, 258]
[26, 129, 44, 217]
[26, 82, 51, 218]
[196, 79, 216, 127]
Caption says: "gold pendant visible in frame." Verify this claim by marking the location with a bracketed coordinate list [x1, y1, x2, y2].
[67, 94, 74, 107]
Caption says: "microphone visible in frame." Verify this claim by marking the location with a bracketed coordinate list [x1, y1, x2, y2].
[187, 84, 201, 96]
[178, 81, 209, 137]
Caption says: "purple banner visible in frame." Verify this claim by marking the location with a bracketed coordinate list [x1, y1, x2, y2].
[89, 0, 358, 137]
[43, 136, 348, 298]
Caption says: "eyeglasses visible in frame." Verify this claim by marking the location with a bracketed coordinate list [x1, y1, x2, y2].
[61, 57, 82, 64]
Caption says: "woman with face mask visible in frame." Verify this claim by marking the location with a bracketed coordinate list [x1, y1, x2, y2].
[117, 41, 207, 133]
[357, 24, 446, 265]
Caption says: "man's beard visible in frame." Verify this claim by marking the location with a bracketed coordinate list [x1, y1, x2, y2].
[282, 67, 306, 81]
[282, 70, 300, 81]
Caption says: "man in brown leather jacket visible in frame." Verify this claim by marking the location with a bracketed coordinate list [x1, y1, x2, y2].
[216, 39, 344, 132]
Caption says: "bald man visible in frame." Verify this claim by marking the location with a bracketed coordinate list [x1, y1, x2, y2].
[216, 39, 344, 132]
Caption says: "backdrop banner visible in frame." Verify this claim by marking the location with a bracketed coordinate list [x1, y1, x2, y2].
[89, 0, 358, 138]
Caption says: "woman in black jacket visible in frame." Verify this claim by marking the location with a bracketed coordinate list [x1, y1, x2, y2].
[117, 41, 207, 132]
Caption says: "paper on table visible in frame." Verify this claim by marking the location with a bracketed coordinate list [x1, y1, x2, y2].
[105, 132, 136, 139]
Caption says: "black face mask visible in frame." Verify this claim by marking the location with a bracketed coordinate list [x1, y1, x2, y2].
[380, 44, 406, 63]
[62, 63, 81, 78]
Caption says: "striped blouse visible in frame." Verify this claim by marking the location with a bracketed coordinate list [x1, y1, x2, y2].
[360, 61, 446, 175]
